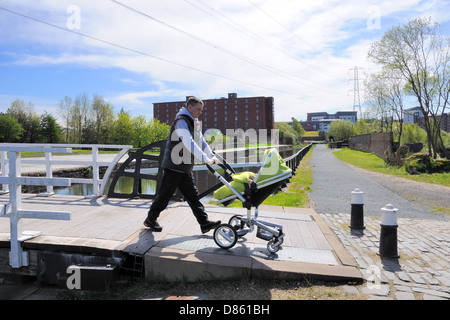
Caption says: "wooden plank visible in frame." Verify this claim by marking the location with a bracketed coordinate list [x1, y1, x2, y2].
[282, 219, 301, 248]
[306, 221, 333, 250]
[295, 220, 318, 249]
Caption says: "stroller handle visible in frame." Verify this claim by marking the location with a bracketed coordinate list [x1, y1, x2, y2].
[205, 162, 246, 203]
[212, 150, 236, 175]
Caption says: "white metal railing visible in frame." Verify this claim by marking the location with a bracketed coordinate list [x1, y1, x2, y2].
[0, 143, 133, 198]
[0, 143, 133, 268]
[0, 145, 73, 268]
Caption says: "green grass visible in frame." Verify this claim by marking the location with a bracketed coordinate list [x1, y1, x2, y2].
[261, 152, 313, 207]
[333, 148, 450, 187]
[303, 131, 320, 137]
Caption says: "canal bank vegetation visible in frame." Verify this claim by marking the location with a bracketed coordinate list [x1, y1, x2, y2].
[333, 148, 450, 187]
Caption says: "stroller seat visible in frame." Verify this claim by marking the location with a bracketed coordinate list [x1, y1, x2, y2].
[213, 148, 292, 208]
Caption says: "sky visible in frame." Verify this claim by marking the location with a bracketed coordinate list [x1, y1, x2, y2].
[0, 0, 449, 124]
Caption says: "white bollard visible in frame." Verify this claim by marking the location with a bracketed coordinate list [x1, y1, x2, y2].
[379, 204, 399, 258]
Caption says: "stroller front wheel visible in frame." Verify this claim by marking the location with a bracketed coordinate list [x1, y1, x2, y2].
[214, 223, 238, 249]
[267, 238, 281, 253]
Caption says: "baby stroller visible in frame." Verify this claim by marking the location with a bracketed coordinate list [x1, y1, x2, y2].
[205, 148, 292, 254]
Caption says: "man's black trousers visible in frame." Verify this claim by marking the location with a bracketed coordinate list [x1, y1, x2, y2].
[147, 169, 208, 224]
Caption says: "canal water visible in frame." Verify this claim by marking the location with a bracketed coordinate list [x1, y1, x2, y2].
[52, 146, 297, 200]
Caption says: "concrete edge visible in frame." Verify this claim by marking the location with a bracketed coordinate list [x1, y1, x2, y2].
[144, 247, 252, 282]
[144, 247, 364, 283]
[309, 209, 359, 267]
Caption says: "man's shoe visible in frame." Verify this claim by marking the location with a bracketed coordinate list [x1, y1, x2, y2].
[200, 220, 221, 234]
[144, 218, 162, 232]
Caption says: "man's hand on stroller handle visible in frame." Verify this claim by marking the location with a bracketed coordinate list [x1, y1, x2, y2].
[207, 156, 220, 166]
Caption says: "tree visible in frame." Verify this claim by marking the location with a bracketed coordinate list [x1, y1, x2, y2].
[291, 118, 305, 138]
[146, 119, 170, 145]
[72, 93, 90, 144]
[58, 96, 72, 143]
[7, 99, 40, 143]
[401, 123, 427, 145]
[368, 17, 450, 158]
[355, 119, 376, 135]
[0, 114, 23, 142]
[113, 108, 134, 145]
[275, 122, 300, 144]
[40, 112, 62, 143]
[328, 120, 355, 141]
[132, 115, 150, 148]
[92, 95, 115, 144]
[364, 68, 406, 141]
[364, 71, 393, 133]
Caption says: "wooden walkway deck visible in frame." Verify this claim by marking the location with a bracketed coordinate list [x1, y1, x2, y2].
[0, 194, 153, 253]
[0, 194, 363, 282]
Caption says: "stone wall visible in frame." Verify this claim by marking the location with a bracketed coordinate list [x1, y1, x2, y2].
[349, 132, 393, 160]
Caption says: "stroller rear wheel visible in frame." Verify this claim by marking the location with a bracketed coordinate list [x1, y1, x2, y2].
[229, 215, 250, 237]
[214, 223, 238, 249]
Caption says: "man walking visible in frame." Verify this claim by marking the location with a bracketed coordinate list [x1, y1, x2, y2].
[144, 97, 221, 233]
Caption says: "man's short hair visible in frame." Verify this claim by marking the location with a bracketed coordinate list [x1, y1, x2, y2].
[186, 96, 204, 107]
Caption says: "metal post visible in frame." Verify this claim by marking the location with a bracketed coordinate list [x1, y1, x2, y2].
[1, 151, 9, 194]
[92, 146, 99, 197]
[38, 151, 54, 196]
[379, 204, 399, 258]
[349, 188, 365, 232]
[9, 151, 26, 268]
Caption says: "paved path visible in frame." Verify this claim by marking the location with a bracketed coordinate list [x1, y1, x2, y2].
[309, 144, 449, 220]
[309, 144, 450, 300]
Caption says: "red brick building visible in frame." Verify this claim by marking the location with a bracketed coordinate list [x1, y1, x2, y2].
[153, 93, 274, 133]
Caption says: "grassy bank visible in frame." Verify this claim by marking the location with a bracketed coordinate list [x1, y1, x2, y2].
[260, 146, 314, 207]
[333, 148, 450, 187]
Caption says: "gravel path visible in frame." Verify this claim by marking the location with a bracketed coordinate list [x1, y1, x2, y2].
[308, 144, 450, 221]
